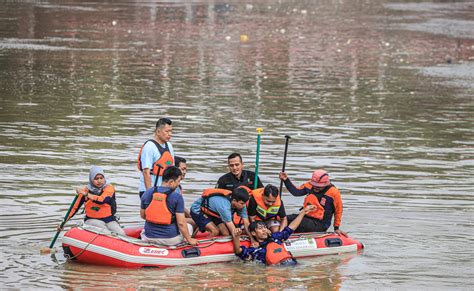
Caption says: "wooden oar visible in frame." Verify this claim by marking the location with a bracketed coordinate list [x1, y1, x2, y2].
[40, 194, 79, 254]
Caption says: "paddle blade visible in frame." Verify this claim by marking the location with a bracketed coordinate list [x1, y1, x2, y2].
[40, 247, 58, 255]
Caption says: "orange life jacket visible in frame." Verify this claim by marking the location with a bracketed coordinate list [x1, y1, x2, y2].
[145, 189, 175, 225]
[84, 185, 116, 219]
[251, 188, 282, 221]
[137, 140, 174, 177]
[201, 188, 232, 218]
[232, 186, 252, 225]
[265, 241, 293, 265]
[302, 182, 334, 220]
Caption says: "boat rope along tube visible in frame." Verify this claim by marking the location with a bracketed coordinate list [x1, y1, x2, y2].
[65, 232, 102, 260]
[71, 225, 238, 251]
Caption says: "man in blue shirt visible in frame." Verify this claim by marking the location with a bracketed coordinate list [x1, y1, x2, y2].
[138, 118, 175, 197]
[140, 166, 197, 246]
[190, 187, 251, 239]
[232, 205, 315, 265]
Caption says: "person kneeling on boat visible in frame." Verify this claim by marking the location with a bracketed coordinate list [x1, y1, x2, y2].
[279, 169, 346, 235]
[63, 166, 125, 235]
[140, 166, 198, 246]
[190, 187, 252, 240]
[232, 205, 315, 266]
[247, 184, 288, 233]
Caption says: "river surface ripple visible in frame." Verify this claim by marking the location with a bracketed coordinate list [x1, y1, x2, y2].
[0, 0, 473, 289]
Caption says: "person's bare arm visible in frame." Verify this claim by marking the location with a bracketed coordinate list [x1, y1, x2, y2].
[241, 217, 257, 246]
[176, 213, 198, 245]
[232, 228, 243, 255]
[278, 216, 288, 231]
[143, 168, 152, 190]
[288, 205, 315, 231]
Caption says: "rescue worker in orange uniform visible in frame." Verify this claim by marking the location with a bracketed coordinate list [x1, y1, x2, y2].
[137, 118, 174, 197]
[232, 205, 315, 265]
[279, 169, 346, 235]
[247, 184, 288, 233]
[140, 166, 198, 246]
[65, 166, 125, 235]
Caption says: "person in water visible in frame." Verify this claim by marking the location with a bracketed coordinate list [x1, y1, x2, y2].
[137, 118, 175, 197]
[216, 152, 263, 191]
[279, 169, 345, 235]
[64, 166, 125, 235]
[232, 205, 315, 265]
[140, 166, 198, 246]
[246, 184, 288, 233]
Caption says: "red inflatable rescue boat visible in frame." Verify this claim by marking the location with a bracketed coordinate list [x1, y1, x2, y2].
[62, 224, 363, 268]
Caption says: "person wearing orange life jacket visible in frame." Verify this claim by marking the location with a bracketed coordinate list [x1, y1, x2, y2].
[140, 166, 198, 246]
[232, 205, 315, 265]
[65, 166, 125, 235]
[247, 184, 288, 233]
[190, 187, 252, 240]
[137, 118, 175, 198]
[279, 169, 346, 235]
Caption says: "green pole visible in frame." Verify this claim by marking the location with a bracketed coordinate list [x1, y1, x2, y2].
[254, 128, 263, 189]
[48, 194, 79, 249]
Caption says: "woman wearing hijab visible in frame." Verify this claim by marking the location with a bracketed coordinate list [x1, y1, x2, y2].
[64, 166, 125, 235]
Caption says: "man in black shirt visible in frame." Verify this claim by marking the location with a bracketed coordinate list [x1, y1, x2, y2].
[216, 153, 264, 191]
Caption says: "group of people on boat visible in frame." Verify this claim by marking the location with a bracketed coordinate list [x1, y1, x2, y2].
[65, 118, 346, 266]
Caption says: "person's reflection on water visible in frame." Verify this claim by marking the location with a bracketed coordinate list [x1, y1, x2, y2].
[229, 252, 359, 290]
[58, 251, 358, 289]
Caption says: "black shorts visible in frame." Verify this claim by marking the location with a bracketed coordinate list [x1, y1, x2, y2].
[190, 211, 224, 232]
[287, 214, 328, 233]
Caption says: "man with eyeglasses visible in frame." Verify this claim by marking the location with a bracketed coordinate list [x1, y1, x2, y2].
[279, 169, 346, 235]
[216, 152, 263, 191]
[247, 184, 288, 233]
[137, 118, 175, 198]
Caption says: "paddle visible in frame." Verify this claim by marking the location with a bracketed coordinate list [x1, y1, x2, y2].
[253, 128, 263, 189]
[40, 194, 80, 254]
[279, 135, 291, 195]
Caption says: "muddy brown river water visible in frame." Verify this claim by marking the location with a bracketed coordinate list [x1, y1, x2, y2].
[0, 0, 473, 289]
